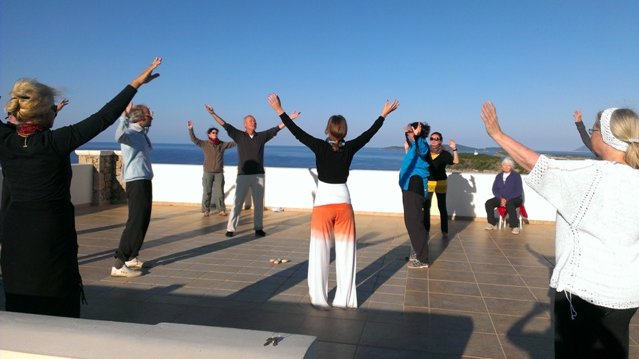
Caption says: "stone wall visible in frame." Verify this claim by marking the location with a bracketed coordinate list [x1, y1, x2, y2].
[75, 150, 126, 205]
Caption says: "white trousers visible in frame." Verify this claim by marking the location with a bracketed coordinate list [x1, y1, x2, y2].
[308, 203, 358, 309]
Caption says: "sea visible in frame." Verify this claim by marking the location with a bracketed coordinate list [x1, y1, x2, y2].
[71, 142, 594, 171]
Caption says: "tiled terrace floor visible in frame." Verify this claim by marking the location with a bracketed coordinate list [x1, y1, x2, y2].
[2, 204, 638, 358]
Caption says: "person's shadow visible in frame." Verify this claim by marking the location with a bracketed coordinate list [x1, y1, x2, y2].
[446, 172, 477, 221]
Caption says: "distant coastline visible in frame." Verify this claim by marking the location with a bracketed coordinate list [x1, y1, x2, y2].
[74, 142, 594, 173]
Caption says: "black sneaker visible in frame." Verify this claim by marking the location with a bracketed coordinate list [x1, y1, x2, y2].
[225, 231, 234, 238]
[255, 229, 266, 237]
[408, 260, 429, 269]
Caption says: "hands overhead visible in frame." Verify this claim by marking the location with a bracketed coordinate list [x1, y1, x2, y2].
[381, 100, 399, 118]
[204, 104, 215, 115]
[267, 93, 284, 115]
[573, 110, 582, 123]
[56, 98, 69, 112]
[187, 120, 193, 129]
[480, 101, 503, 139]
[131, 57, 162, 89]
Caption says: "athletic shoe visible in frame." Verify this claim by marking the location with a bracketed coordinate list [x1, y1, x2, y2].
[485, 224, 496, 230]
[511, 227, 521, 235]
[125, 257, 145, 269]
[110, 266, 142, 278]
[255, 229, 266, 237]
[408, 260, 429, 269]
[225, 231, 234, 238]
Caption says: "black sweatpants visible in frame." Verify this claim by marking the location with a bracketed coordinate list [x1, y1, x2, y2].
[115, 180, 152, 263]
[554, 291, 637, 358]
[402, 176, 429, 263]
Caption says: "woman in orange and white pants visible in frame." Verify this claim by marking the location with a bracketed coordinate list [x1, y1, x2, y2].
[268, 94, 399, 309]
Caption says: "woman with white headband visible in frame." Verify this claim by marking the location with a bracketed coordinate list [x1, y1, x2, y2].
[481, 103, 639, 358]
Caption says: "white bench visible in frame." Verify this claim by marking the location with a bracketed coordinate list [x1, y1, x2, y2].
[0, 311, 317, 359]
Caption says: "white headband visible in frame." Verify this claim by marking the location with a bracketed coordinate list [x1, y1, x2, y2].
[600, 108, 629, 152]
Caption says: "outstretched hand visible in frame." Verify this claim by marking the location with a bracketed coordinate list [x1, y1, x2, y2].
[573, 110, 582, 123]
[204, 104, 215, 115]
[187, 120, 193, 129]
[480, 101, 503, 139]
[290, 111, 301, 120]
[56, 98, 69, 112]
[381, 100, 399, 118]
[131, 57, 162, 89]
[267, 93, 284, 115]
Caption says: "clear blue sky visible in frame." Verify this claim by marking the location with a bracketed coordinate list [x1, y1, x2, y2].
[1, 0, 638, 150]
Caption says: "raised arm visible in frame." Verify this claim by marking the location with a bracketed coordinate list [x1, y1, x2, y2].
[480, 101, 539, 171]
[449, 139, 460, 164]
[574, 110, 593, 152]
[187, 120, 204, 146]
[349, 99, 399, 151]
[205, 104, 226, 126]
[56, 98, 69, 112]
[130, 57, 162, 89]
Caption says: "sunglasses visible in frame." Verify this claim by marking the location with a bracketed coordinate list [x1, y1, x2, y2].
[588, 129, 599, 135]
[430, 137, 441, 141]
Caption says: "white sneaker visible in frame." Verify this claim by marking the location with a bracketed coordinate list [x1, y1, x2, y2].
[125, 257, 145, 269]
[111, 266, 142, 278]
[511, 227, 521, 235]
[485, 224, 496, 230]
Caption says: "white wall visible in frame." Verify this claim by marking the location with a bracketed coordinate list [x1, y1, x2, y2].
[1, 163, 558, 221]
[152, 164, 558, 222]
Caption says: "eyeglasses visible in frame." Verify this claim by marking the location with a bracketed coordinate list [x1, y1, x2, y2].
[588, 128, 599, 135]
[430, 137, 441, 141]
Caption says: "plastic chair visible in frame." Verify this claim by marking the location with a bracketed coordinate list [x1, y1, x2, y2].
[496, 205, 527, 231]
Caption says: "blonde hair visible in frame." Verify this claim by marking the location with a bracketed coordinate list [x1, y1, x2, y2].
[128, 104, 150, 123]
[5, 79, 58, 127]
[602, 109, 639, 169]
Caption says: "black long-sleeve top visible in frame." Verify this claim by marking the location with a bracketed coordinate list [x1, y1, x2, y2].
[222, 123, 280, 175]
[280, 112, 385, 184]
[0, 85, 137, 202]
[427, 151, 454, 181]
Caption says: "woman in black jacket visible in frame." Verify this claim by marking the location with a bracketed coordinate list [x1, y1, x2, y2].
[0, 58, 161, 317]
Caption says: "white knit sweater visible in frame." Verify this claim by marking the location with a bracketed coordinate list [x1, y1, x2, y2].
[526, 155, 639, 309]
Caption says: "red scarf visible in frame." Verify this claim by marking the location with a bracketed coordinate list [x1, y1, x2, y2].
[17, 123, 48, 136]
[209, 138, 221, 145]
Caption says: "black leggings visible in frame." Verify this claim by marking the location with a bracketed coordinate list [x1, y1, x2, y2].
[425, 192, 448, 233]
[554, 291, 637, 358]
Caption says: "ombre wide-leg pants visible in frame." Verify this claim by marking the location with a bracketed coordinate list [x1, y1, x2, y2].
[308, 203, 358, 309]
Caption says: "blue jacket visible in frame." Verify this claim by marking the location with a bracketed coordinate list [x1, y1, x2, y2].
[115, 117, 153, 182]
[492, 171, 523, 200]
[399, 136, 430, 196]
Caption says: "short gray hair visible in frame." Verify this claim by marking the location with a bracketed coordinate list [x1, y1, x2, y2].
[128, 105, 150, 123]
[501, 157, 514, 167]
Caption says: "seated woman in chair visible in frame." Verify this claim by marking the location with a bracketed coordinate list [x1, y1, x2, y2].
[484, 157, 523, 234]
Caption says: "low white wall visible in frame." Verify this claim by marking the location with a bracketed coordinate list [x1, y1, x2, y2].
[0, 311, 317, 359]
[1, 162, 557, 221]
[0, 164, 94, 207]
[153, 164, 558, 222]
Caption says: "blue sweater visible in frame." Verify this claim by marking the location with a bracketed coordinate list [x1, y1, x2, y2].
[492, 171, 523, 200]
[115, 117, 153, 182]
[399, 137, 430, 195]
